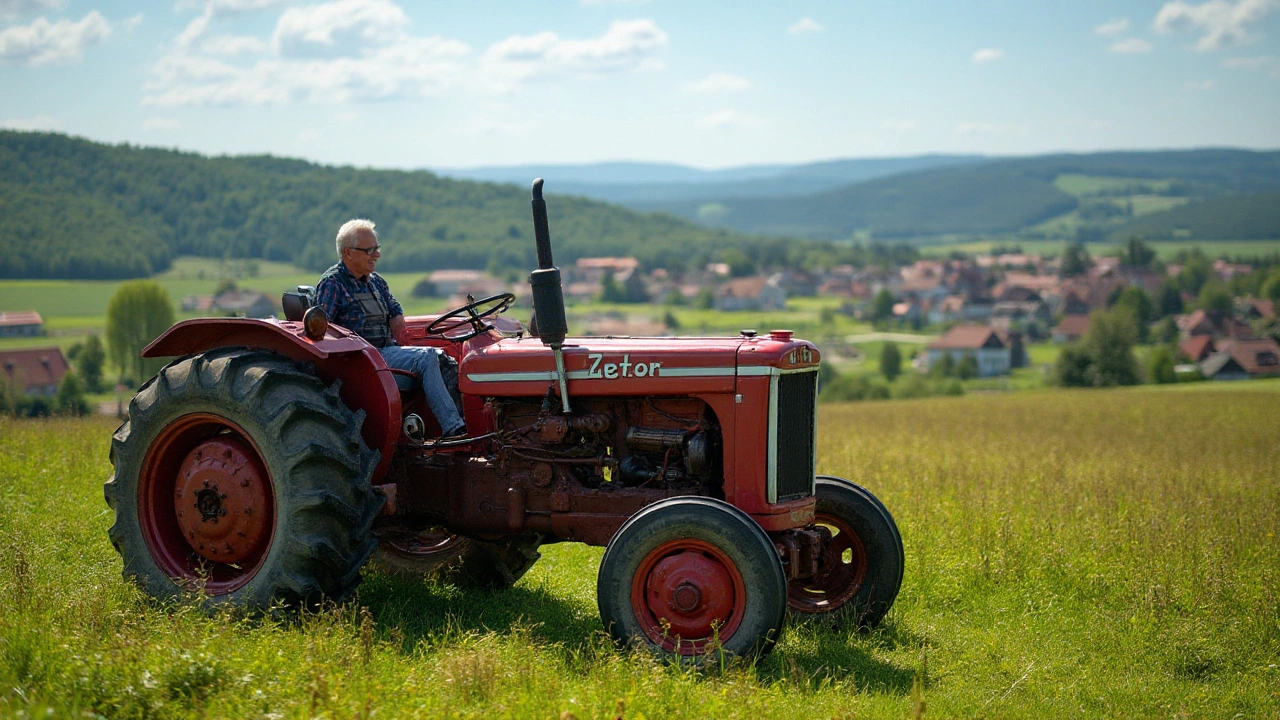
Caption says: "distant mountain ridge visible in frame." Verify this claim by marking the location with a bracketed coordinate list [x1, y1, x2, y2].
[633, 149, 1280, 240]
[433, 155, 991, 204]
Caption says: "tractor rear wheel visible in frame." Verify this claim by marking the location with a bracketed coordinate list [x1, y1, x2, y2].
[597, 497, 787, 661]
[787, 476, 903, 628]
[371, 528, 541, 589]
[104, 348, 383, 609]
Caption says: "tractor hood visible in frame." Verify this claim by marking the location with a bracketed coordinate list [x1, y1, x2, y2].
[459, 331, 819, 397]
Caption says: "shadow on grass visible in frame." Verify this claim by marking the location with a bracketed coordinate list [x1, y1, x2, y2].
[355, 570, 602, 653]
[759, 617, 917, 695]
[355, 569, 916, 695]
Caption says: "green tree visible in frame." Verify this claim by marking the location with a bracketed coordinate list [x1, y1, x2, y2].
[956, 353, 979, 380]
[76, 334, 106, 392]
[1082, 308, 1140, 386]
[1054, 344, 1092, 386]
[1111, 286, 1156, 343]
[1177, 252, 1212, 295]
[1120, 237, 1157, 268]
[930, 352, 955, 378]
[1146, 346, 1176, 384]
[105, 280, 175, 384]
[872, 289, 895, 322]
[598, 271, 626, 303]
[695, 285, 716, 310]
[1155, 315, 1179, 344]
[720, 248, 757, 278]
[55, 371, 92, 416]
[1197, 282, 1233, 313]
[1060, 242, 1092, 277]
[1262, 270, 1280, 303]
[880, 342, 902, 381]
[1156, 281, 1184, 318]
[662, 310, 681, 331]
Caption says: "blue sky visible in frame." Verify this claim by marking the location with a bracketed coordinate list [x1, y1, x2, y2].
[1, 0, 1278, 169]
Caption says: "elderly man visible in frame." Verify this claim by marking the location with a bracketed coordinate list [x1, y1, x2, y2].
[315, 218, 466, 439]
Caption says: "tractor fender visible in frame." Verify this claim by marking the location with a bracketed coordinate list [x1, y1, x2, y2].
[141, 318, 401, 484]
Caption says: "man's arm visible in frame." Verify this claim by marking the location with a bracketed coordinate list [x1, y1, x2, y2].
[389, 314, 407, 344]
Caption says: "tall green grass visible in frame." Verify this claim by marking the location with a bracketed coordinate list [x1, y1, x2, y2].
[1, 386, 1276, 717]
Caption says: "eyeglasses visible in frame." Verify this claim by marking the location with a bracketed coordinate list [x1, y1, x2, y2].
[348, 244, 381, 256]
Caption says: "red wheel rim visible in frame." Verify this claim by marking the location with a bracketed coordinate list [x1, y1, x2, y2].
[630, 538, 746, 655]
[788, 513, 867, 613]
[139, 413, 276, 594]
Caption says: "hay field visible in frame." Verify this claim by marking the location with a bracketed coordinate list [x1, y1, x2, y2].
[0, 386, 1276, 718]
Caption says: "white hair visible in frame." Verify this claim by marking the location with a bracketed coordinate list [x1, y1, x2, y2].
[335, 219, 377, 257]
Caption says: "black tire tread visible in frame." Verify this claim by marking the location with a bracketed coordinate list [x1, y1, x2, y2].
[104, 347, 383, 609]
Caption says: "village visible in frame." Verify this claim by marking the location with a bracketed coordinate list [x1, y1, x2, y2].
[3, 242, 1278, 416]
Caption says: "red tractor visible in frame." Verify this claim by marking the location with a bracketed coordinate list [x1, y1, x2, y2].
[105, 180, 903, 659]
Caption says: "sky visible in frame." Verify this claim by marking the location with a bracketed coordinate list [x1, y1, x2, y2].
[1, 0, 1278, 170]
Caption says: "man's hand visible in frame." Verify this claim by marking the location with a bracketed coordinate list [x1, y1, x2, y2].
[390, 314, 408, 344]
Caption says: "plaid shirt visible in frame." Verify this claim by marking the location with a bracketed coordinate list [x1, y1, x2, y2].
[314, 262, 403, 336]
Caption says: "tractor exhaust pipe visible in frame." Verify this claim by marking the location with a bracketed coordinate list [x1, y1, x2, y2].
[528, 178, 571, 413]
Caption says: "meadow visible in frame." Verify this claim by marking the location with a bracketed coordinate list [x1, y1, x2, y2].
[1, 385, 1276, 718]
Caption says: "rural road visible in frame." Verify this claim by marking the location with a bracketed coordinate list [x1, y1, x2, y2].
[845, 332, 938, 344]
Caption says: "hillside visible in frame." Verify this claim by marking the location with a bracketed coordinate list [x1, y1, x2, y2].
[1108, 191, 1280, 242]
[0, 132, 814, 280]
[639, 149, 1280, 241]
[435, 155, 989, 205]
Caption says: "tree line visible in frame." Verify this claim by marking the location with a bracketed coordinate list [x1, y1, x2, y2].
[0, 131, 912, 281]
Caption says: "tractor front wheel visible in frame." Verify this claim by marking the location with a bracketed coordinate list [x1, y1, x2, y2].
[597, 497, 787, 660]
[104, 348, 383, 609]
[787, 476, 903, 628]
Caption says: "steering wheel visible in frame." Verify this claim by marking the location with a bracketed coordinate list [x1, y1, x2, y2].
[425, 292, 516, 341]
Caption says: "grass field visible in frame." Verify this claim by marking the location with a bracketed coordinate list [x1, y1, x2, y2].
[1, 385, 1276, 718]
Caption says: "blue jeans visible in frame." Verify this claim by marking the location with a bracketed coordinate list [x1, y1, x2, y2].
[380, 345, 466, 436]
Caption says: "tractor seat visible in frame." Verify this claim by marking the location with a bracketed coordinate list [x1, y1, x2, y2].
[387, 368, 420, 392]
[282, 285, 315, 322]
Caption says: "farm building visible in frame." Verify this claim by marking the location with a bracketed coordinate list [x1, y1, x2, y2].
[1052, 314, 1091, 343]
[0, 347, 69, 396]
[925, 325, 1011, 377]
[0, 311, 43, 337]
[713, 276, 786, 312]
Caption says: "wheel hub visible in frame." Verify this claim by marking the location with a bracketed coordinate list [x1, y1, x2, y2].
[645, 549, 735, 640]
[174, 437, 272, 565]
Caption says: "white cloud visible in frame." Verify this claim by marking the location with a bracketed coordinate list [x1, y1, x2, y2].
[1154, 0, 1280, 50]
[787, 17, 822, 35]
[175, 0, 291, 48]
[0, 10, 110, 65]
[971, 47, 1004, 63]
[1184, 79, 1216, 89]
[479, 19, 668, 90]
[0, 0, 63, 20]
[1094, 17, 1131, 36]
[698, 110, 763, 130]
[142, 116, 179, 130]
[683, 72, 749, 94]
[123, 13, 143, 31]
[462, 117, 534, 136]
[0, 114, 58, 130]
[1109, 38, 1154, 53]
[273, 0, 409, 57]
[201, 34, 266, 55]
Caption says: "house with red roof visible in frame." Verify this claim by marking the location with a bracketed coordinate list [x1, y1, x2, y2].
[1052, 314, 1091, 344]
[0, 347, 69, 396]
[925, 325, 1011, 377]
[1178, 335, 1215, 363]
[0, 311, 43, 338]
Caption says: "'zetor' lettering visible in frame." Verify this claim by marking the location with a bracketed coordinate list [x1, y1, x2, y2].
[586, 353, 661, 380]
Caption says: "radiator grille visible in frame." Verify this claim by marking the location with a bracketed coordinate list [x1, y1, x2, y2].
[773, 370, 817, 502]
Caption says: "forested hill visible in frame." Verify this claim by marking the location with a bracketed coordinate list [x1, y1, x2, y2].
[639, 149, 1280, 239]
[0, 132, 814, 280]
